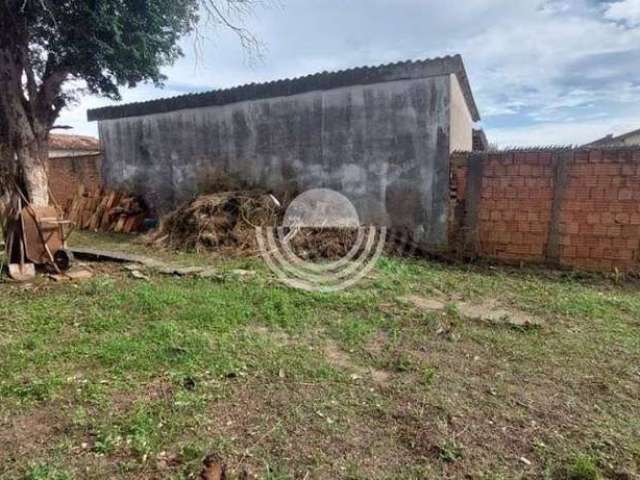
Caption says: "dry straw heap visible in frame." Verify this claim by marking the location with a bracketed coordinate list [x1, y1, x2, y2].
[146, 191, 281, 253]
[145, 191, 374, 259]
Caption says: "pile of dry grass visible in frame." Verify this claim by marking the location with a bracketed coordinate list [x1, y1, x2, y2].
[285, 227, 422, 260]
[286, 227, 362, 260]
[147, 185, 422, 260]
[146, 192, 366, 259]
[146, 191, 281, 253]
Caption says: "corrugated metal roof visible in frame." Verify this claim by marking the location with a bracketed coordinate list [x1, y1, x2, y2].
[88, 54, 480, 122]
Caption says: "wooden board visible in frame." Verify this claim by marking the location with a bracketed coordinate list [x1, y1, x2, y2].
[64, 189, 148, 234]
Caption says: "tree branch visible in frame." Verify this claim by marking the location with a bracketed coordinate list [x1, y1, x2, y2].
[199, 0, 265, 61]
[35, 69, 68, 127]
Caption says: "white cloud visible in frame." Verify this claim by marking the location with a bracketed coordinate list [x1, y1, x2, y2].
[56, 0, 640, 147]
[488, 112, 640, 146]
[604, 0, 640, 26]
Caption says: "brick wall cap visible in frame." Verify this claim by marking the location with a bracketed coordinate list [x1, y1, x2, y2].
[452, 145, 640, 156]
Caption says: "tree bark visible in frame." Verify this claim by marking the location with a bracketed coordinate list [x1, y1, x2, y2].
[0, 45, 53, 207]
[17, 136, 49, 206]
[0, 112, 50, 207]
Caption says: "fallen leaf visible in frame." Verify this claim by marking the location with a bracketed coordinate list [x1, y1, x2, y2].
[200, 455, 226, 480]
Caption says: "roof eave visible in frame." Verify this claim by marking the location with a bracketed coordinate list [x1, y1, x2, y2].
[87, 54, 481, 122]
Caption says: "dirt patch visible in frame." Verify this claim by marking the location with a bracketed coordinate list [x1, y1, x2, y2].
[323, 341, 358, 371]
[397, 295, 541, 329]
[365, 331, 389, 356]
[323, 340, 391, 386]
[190, 379, 417, 479]
[400, 295, 447, 312]
[370, 369, 392, 385]
[0, 407, 63, 465]
[457, 300, 542, 328]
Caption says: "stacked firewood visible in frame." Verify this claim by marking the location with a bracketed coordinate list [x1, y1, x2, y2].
[66, 186, 148, 233]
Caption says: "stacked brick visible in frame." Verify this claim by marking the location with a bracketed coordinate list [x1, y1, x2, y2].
[451, 148, 640, 273]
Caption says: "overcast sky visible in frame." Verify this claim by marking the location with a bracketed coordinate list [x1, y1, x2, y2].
[60, 0, 640, 147]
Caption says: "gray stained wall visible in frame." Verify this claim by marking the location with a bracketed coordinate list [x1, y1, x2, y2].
[97, 67, 474, 248]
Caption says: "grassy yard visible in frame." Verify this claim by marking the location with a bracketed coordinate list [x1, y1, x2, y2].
[0, 232, 639, 479]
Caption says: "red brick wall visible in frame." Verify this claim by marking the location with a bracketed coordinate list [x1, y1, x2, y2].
[450, 149, 640, 273]
[48, 154, 103, 211]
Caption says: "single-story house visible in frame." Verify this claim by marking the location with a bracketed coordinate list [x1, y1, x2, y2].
[88, 54, 481, 249]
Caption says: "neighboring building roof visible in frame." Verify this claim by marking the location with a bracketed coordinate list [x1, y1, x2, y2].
[49, 134, 101, 159]
[49, 134, 100, 151]
[88, 54, 480, 123]
[585, 128, 640, 147]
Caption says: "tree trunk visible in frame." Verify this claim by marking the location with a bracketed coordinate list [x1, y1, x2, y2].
[17, 136, 49, 206]
[0, 45, 53, 208]
[0, 88, 51, 207]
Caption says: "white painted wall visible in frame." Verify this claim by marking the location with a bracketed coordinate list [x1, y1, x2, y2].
[449, 74, 473, 153]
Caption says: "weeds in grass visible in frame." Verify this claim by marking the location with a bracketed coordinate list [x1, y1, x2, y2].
[23, 465, 71, 480]
[388, 352, 416, 372]
[420, 366, 438, 386]
[437, 440, 464, 463]
[93, 430, 121, 455]
[0, 233, 639, 479]
[263, 465, 292, 480]
[566, 454, 601, 480]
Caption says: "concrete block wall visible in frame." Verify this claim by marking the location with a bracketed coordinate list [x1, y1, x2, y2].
[450, 148, 640, 273]
[48, 154, 103, 210]
[97, 76, 455, 248]
[90, 56, 482, 249]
